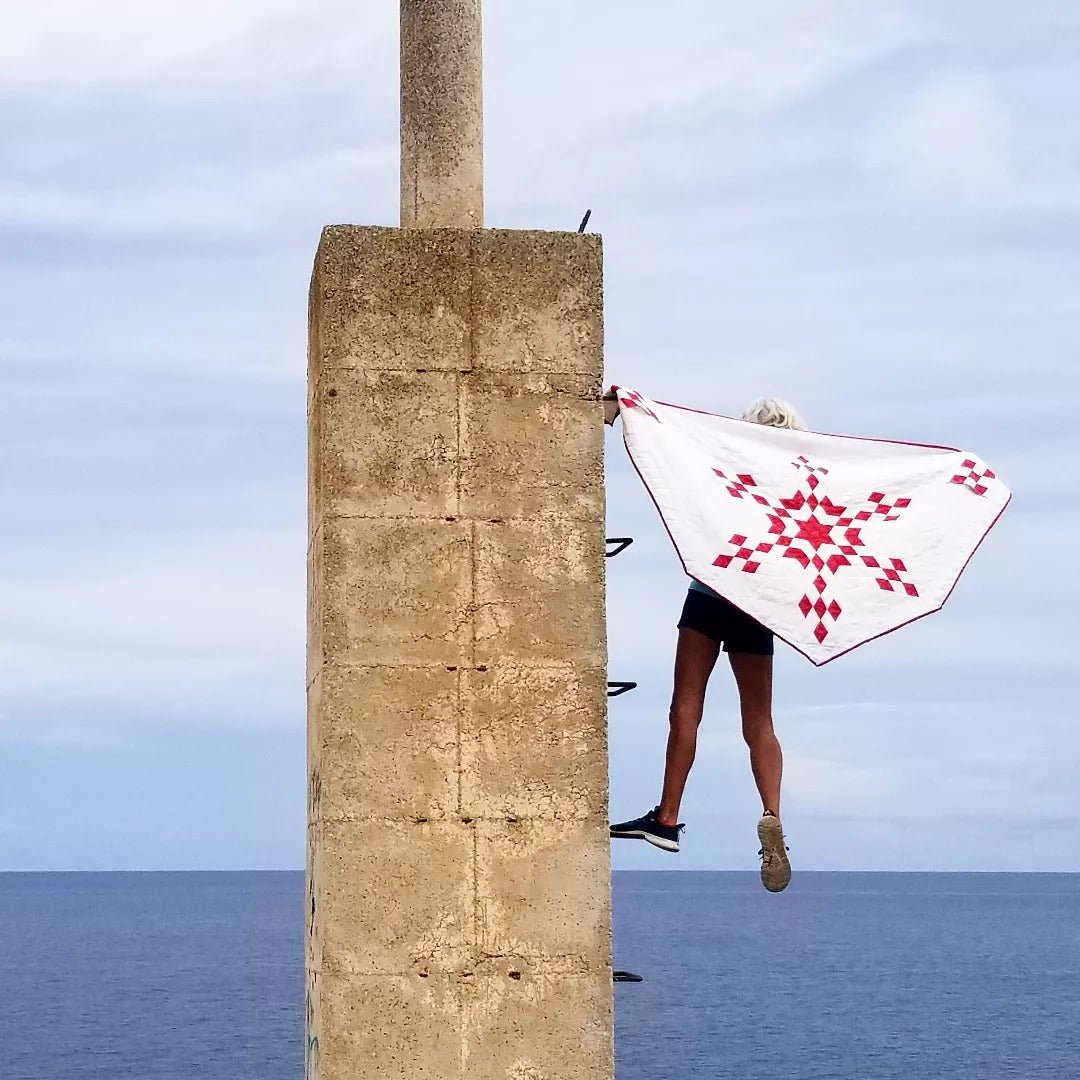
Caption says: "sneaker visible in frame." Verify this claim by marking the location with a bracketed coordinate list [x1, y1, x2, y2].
[609, 807, 683, 853]
[757, 813, 791, 892]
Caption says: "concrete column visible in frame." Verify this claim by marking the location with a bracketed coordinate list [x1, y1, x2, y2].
[307, 226, 612, 1079]
[400, 0, 484, 228]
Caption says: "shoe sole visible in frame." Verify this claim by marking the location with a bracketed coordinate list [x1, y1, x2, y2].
[757, 818, 791, 892]
[609, 828, 680, 853]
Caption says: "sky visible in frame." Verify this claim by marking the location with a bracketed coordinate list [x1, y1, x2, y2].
[1, 1, 1077, 871]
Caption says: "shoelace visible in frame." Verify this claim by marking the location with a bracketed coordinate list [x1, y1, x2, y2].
[758, 844, 790, 863]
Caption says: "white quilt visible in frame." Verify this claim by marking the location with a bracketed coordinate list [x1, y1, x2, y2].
[613, 387, 1010, 665]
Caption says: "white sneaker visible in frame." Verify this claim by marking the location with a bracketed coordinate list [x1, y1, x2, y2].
[757, 814, 791, 893]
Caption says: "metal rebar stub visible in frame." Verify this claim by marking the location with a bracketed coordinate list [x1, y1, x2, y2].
[605, 537, 634, 558]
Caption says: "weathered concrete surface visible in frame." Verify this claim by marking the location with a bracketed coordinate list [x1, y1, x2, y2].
[400, 0, 484, 228]
[307, 226, 611, 1079]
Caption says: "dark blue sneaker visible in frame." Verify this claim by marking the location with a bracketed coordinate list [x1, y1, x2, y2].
[609, 807, 683, 853]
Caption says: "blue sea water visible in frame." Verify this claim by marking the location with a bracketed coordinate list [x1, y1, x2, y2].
[1, 871, 1077, 1080]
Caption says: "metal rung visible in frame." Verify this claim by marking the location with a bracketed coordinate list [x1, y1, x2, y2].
[613, 970, 643, 983]
[607, 681, 637, 698]
[605, 537, 633, 558]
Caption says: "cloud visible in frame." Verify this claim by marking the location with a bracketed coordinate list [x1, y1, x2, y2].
[3, 0, 1079, 869]
[0, 0, 915, 246]
[0, 528, 302, 728]
[2, 0, 908, 106]
[0, 0, 394, 91]
[0, 713, 130, 750]
[0, 145, 395, 241]
[490, 0, 912, 125]
[869, 73, 1018, 199]
[484, 0, 914, 218]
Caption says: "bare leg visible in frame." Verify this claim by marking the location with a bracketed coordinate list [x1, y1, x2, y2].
[728, 652, 782, 816]
[656, 628, 720, 826]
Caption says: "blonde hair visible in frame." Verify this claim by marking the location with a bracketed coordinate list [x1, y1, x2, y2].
[742, 397, 806, 431]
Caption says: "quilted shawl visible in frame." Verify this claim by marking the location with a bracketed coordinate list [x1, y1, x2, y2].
[613, 387, 1010, 665]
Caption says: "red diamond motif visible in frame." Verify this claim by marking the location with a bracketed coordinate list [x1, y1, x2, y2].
[950, 461, 997, 497]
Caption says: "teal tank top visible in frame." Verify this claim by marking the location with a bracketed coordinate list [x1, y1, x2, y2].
[688, 579, 721, 599]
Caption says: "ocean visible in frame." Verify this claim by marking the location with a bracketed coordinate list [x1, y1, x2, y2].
[1, 871, 1077, 1080]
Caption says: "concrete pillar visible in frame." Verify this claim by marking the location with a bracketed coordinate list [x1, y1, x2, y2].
[306, 226, 612, 1079]
[400, 0, 484, 228]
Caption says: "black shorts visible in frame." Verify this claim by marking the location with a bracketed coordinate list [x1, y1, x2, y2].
[677, 587, 774, 656]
